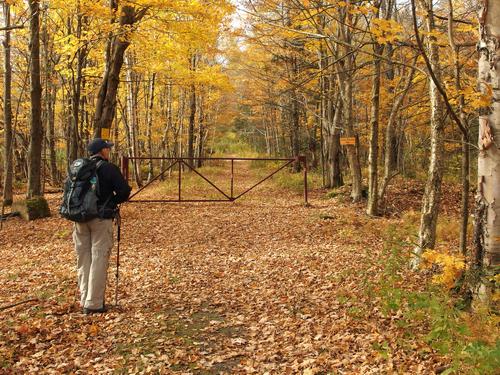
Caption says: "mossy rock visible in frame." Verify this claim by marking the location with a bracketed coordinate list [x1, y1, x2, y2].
[12, 196, 51, 221]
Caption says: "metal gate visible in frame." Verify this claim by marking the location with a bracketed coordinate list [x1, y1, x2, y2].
[121, 156, 308, 204]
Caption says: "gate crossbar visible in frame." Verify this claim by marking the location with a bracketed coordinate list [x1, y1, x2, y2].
[121, 156, 308, 204]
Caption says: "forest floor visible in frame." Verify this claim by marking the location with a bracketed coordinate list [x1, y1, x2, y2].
[0, 163, 476, 374]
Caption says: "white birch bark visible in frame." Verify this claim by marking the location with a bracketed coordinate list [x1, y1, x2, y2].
[412, 0, 446, 266]
[474, 0, 500, 303]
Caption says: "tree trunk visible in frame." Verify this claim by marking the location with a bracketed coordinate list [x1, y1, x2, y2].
[413, 0, 445, 264]
[94, 4, 146, 137]
[2, 2, 13, 205]
[367, 43, 383, 216]
[447, 0, 470, 255]
[188, 84, 196, 166]
[27, 0, 44, 199]
[323, 95, 343, 188]
[69, 15, 87, 161]
[41, 9, 58, 185]
[196, 92, 205, 168]
[177, 89, 186, 158]
[338, 4, 362, 201]
[160, 82, 173, 177]
[290, 56, 301, 172]
[379, 64, 416, 203]
[146, 73, 156, 181]
[125, 52, 142, 187]
[343, 73, 362, 202]
[291, 90, 301, 171]
[472, 0, 500, 306]
[319, 45, 343, 188]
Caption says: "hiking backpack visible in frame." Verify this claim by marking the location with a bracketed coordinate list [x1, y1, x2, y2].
[59, 158, 104, 222]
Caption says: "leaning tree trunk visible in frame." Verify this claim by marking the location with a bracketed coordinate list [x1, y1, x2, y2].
[27, 0, 44, 199]
[412, 0, 445, 266]
[2, 2, 13, 205]
[125, 52, 142, 187]
[94, 4, 146, 138]
[473, 0, 500, 306]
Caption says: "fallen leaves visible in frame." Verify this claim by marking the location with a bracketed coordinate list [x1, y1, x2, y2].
[0, 168, 452, 373]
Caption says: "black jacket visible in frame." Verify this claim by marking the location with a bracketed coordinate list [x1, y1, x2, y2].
[91, 156, 131, 218]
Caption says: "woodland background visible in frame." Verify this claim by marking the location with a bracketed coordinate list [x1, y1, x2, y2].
[0, 0, 499, 373]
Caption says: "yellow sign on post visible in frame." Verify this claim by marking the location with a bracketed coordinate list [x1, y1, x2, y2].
[340, 137, 356, 146]
[101, 127, 111, 140]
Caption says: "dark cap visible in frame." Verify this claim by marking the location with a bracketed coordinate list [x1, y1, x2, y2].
[87, 138, 114, 155]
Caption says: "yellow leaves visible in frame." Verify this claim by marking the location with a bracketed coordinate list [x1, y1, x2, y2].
[350, 4, 378, 16]
[448, 85, 493, 113]
[370, 18, 403, 44]
[55, 34, 80, 59]
[421, 250, 465, 289]
[456, 23, 476, 33]
[333, 0, 379, 15]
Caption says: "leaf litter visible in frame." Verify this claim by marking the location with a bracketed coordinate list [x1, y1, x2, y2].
[0, 169, 449, 374]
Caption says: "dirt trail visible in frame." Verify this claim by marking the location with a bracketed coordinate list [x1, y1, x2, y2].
[0, 166, 444, 374]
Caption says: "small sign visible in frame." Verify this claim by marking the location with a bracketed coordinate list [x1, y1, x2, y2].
[101, 127, 111, 140]
[340, 137, 356, 146]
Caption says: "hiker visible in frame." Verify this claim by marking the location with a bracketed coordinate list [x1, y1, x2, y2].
[70, 138, 131, 314]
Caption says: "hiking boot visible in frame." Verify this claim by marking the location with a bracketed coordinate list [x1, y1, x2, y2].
[83, 305, 108, 315]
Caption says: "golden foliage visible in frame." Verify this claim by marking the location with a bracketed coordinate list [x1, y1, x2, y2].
[421, 250, 465, 289]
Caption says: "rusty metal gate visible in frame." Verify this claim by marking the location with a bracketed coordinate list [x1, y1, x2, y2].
[121, 156, 308, 204]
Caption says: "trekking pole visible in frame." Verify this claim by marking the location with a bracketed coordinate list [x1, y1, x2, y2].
[115, 209, 121, 307]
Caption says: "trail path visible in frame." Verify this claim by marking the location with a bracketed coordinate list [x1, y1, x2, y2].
[0, 164, 445, 374]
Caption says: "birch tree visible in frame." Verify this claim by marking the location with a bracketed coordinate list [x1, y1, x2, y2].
[411, 0, 446, 265]
[473, 0, 500, 305]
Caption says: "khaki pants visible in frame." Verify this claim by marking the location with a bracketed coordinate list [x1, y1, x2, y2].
[73, 218, 114, 309]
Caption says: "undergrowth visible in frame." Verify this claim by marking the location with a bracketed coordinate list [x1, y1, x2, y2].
[250, 160, 323, 193]
[373, 222, 500, 374]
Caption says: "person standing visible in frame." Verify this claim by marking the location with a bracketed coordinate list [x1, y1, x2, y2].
[73, 138, 131, 314]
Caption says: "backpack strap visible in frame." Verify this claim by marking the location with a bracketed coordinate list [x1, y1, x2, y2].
[92, 158, 115, 218]
[94, 159, 106, 198]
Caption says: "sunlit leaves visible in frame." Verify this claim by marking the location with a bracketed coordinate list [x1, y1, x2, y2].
[370, 18, 403, 44]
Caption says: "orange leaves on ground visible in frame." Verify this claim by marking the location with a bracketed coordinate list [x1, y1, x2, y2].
[0, 167, 454, 372]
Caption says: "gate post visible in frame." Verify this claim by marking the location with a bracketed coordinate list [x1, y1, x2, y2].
[298, 155, 308, 205]
[121, 156, 129, 182]
[231, 159, 234, 200]
[178, 159, 182, 201]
